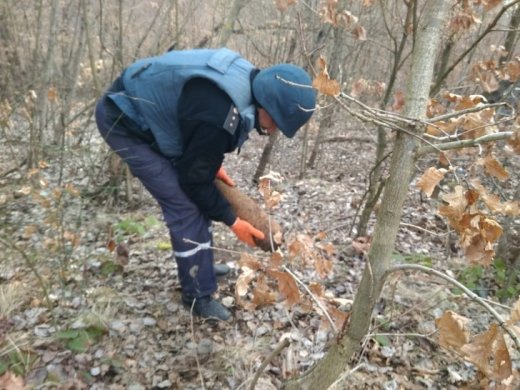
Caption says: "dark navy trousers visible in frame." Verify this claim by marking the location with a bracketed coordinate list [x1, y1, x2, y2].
[95, 95, 217, 299]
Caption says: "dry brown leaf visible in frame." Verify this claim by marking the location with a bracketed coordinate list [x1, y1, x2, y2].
[464, 234, 496, 266]
[508, 298, 520, 324]
[275, 0, 296, 12]
[449, 10, 481, 33]
[47, 86, 59, 103]
[107, 239, 116, 253]
[435, 310, 471, 350]
[461, 324, 512, 382]
[313, 56, 340, 97]
[479, 217, 503, 245]
[476, 69, 499, 93]
[353, 24, 367, 41]
[267, 269, 300, 307]
[471, 179, 520, 216]
[266, 251, 281, 269]
[351, 78, 367, 97]
[309, 282, 325, 297]
[391, 90, 405, 112]
[426, 119, 459, 136]
[313, 73, 340, 96]
[508, 130, 520, 154]
[326, 305, 350, 330]
[116, 243, 129, 266]
[479, 155, 509, 181]
[438, 185, 467, 225]
[314, 255, 333, 278]
[239, 253, 263, 271]
[258, 177, 281, 208]
[416, 167, 448, 197]
[0, 372, 26, 390]
[236, 267, 256, 297]
[483, 0, 502, 11]
[251, 274, 277, 308]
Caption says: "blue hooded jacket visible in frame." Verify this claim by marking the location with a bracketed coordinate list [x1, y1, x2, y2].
[107, 48, 256, 159]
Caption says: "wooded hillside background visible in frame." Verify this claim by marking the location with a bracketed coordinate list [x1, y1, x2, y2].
[1, 1, 519, 389]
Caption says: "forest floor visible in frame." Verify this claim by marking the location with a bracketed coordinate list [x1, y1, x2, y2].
[0, 113, 519, 389]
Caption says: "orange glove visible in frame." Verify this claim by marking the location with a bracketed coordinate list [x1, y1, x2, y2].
[216, 166, 235, 187]
[231, 218, 265, 247]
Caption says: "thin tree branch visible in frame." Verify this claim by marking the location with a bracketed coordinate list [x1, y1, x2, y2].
[282, 265, 338, 333]
[385, 263, 520, 349]
[431, 0, 520, 95]
[417, 131, 513, 156]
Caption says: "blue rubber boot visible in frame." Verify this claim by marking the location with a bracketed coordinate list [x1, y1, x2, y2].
[182, 296, 231, 321]
[214, 263, 231, 277]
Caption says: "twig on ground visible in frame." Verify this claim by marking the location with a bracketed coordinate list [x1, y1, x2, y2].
[326, 363, 366, 390]
[248, 338, 290, 390]
[399, 222, 448, 237]
[386, 263, 520, 349]
[189, 299, 206, 390]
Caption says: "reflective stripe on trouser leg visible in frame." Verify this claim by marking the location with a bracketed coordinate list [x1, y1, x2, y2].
[95, 97, 217, 298]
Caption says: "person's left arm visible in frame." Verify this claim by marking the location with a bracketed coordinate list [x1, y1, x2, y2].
[175, 121, 236, 225]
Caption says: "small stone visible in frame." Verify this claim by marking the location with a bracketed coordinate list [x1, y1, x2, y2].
[110, 320, 126, 332]
[156, 380, 172, 388]
[90, 367, 101, 377]
[34, 324, 55, 338]
[196, 339, 213, 356]
[143, 317, 156, 326]
[222, 296, 234, 308]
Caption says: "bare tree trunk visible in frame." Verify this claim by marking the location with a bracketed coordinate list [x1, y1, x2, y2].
[217, 0, 249, 46]
[254, 35, 297, 181]
[356, 1, 413, 237]
[283, 2, 450, 388]
[254, 131, 279, 183]
[31, 0, 59, 169]
[500, 3, 520, 64]
[81, 0, 101, 94]
[307, 17, 347, 170]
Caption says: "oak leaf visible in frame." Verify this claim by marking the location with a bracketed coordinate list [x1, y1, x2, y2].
[313, 56, 340, 96]
[267, 270, 300, 307]
[508, 130, 520, 154]
[0, 372, 25, 390]
[438, 185, 467, 225]
[275, 0, 296, 12]
[236, 267, 256, 297]
[507, 298, 520, 329]
[461, 324, 512, 382]
[239, 253, 263, 271]
[391, 90, 405, 112]
[478, 155, 509, 181]
[471, 179, 520, 216]
[416, 167, 448, 197]
[353, 24, 367, 41]
[251, 274, 277, 308]
[435, 310, 470, 350]
[479, 217, 503, 245]
[351, 78, 367, 97]
[426, 119, 458, 136]
[464, 234, 496, 266]
[314, 255, 333, 278]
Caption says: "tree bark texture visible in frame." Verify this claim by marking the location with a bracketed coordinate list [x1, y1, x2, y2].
[283, 2, 450, 388]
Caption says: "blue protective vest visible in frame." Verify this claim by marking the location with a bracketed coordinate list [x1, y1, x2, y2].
[107, 48, 257, 159]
